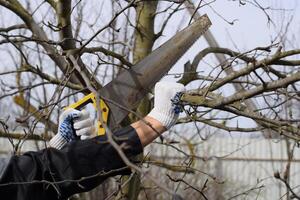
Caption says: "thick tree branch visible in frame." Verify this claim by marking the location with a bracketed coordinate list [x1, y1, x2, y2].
[178, 117, 264, 132]
[0, 131, 51, 141]
[0, 24, 27, 32]
[81, 47, 133, 68]
[0, 0, 101, 91]
[56, 0, 76, 50]
[13, 95, 58, 132]
[215, 73, 300, 107]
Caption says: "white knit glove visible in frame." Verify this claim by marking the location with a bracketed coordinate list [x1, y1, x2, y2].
[49, 108, 95, 149]
[147, 82, 185, 129]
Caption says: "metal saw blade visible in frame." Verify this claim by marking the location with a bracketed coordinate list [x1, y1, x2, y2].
[99, 14, 212, 131]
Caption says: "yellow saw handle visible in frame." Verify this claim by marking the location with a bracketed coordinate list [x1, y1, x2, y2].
[65, 93, 109, 136]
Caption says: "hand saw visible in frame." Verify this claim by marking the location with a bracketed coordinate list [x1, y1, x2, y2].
[67, 14, 211, 135]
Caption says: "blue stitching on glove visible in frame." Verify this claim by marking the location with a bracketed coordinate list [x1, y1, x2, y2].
[59, 112, 80, 142]
[171, 92, 183, 114]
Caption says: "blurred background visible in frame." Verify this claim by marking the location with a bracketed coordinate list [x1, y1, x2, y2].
[0, 0, 300, 199]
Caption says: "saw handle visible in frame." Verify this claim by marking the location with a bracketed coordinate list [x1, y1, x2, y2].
[65, 93, 109, 136]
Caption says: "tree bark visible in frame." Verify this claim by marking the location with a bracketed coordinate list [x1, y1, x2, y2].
[119, 1, 158, 200]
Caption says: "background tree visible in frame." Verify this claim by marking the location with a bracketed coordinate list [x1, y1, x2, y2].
[0, 0, 300, 199]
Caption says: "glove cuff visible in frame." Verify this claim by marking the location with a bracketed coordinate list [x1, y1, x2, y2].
[147, 108, 177, 130]
[49, 134, 68, 149]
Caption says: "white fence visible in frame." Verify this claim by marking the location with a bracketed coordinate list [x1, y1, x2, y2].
[146, 136, 300, 199]
[1, 134, 300, 199]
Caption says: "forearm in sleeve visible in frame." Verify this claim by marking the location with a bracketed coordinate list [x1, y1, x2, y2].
[0, 126, 143, 200]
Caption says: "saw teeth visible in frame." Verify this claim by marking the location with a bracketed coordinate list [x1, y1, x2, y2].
[99, 14, 212, 129]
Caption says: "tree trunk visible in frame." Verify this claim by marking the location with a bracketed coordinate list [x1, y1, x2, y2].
[119, 1, 158, 200]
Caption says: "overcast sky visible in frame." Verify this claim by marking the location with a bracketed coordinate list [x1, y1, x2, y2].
[163, 0, 300, 78]
[0, 0, 299, 137]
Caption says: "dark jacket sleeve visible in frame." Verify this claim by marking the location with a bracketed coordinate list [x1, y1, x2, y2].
[0, 126, 143, 200]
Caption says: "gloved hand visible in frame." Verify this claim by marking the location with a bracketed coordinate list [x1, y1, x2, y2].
[147, 82, 185, 129]
[49, 108, 95, 149]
